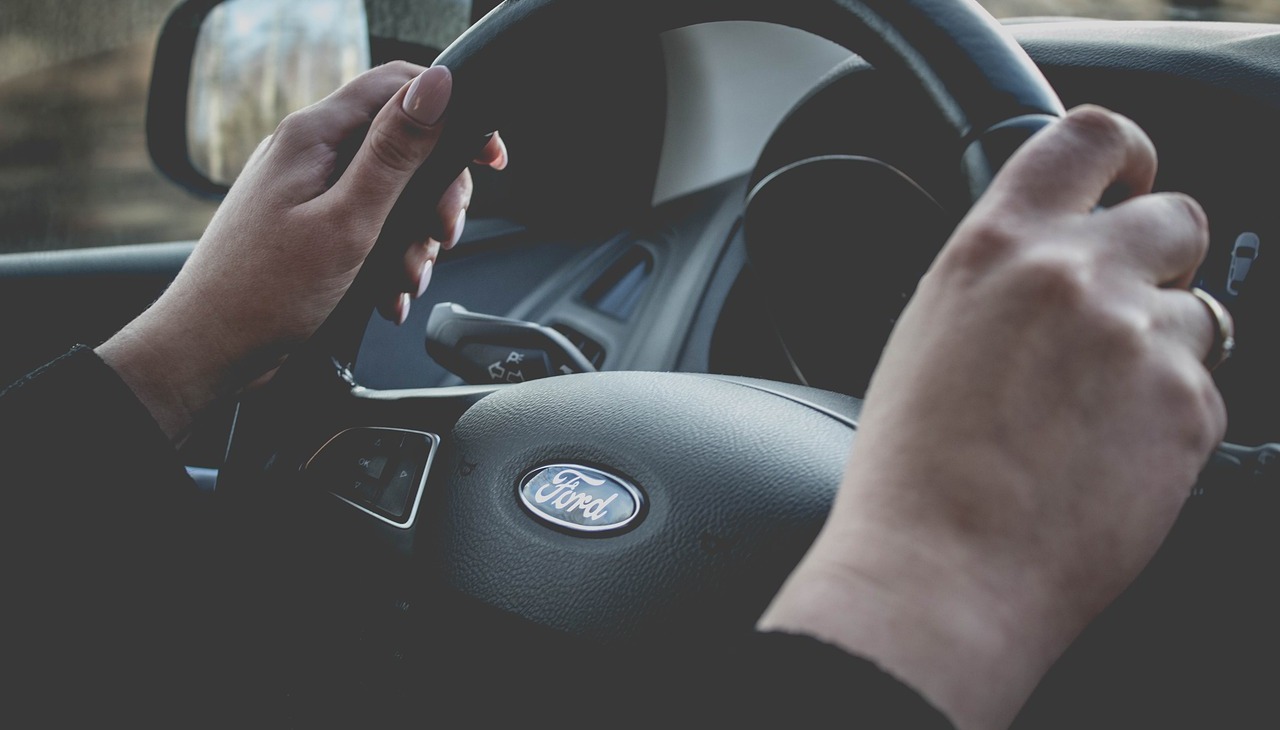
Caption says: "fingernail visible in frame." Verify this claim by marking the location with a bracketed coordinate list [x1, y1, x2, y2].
[493, 132, 509, 170]
[415, 258, 434, 299]
[396, 292, 411, 325]
[402, 66, 452, 126]
[445, 208, 466, 250]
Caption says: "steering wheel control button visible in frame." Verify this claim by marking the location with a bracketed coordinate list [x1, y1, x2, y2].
[377, 465, 419, 519]
[355, 479, 382, 502]
[306, 428, 441, 528]
[357, 454, 389, 480]
[518, 464, 644, 534]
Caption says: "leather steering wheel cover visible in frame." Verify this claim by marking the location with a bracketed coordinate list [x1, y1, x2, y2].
[436, 372, 856, 642]
[436, 0, 1064, 157]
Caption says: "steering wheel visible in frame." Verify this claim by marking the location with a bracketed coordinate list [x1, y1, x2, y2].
[218, 0, 1064, 649]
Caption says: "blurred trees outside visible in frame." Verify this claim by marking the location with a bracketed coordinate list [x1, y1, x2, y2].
[188, 0, 371, 184]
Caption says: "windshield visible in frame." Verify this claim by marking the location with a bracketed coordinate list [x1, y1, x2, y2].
[1, 0, 1277, 254]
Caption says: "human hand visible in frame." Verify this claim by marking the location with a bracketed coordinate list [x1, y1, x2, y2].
[98, 62, 506, 441]
[758, 106, 1227, 729]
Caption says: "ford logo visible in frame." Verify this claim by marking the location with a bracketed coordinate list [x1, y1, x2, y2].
[518, 464, 644, 534]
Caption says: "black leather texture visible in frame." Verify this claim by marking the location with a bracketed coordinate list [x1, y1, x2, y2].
[435, 371, 856, 642]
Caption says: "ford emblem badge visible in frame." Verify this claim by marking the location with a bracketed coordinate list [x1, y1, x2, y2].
[518, 464, 644, 534]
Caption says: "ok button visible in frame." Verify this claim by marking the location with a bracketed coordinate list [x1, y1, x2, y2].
[357, 455, 389, 480]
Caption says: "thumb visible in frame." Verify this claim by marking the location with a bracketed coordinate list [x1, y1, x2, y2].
[330, 65, 452, 222]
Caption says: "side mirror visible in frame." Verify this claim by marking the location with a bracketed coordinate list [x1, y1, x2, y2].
[189, 0, 373, 187]
[148, 0, 371, 197]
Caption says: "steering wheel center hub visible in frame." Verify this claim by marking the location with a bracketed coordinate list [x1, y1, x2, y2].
[437, 371, 855, 642]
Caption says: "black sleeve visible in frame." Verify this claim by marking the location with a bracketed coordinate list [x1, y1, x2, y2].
[617, 630, 955, 728]
[684, 630, 954, 727]
[0, 345, 224, 719]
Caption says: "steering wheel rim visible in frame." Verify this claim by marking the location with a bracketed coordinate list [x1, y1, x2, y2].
[220, 0, 1066, 646]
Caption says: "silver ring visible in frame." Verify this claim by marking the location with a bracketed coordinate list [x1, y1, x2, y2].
[1190, 287, 1235, 371]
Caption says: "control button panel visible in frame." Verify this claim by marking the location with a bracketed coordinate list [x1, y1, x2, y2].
[306, 428, 440, 527]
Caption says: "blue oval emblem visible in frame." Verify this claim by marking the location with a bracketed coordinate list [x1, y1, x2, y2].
[518, 464, 643, 533]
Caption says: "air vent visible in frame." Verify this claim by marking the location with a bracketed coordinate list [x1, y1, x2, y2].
[580, 245, 653, 320]
[551, 324, 606, 369]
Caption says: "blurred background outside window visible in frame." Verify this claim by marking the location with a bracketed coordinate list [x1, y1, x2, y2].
[1, 0, 1277, 254]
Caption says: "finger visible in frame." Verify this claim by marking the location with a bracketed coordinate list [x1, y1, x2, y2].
[275, 61, 425, 152]
[437, 168, 474, 250]
[1156, 288, 1234, 368]
[259, 63, 426, 201]
[377, 292, 412, 326]
[980, 105, 1158, 218]
[328, 65, 453, 223]
[1090, 192, 1210, 288]
[379, 239, 442, 321]
[404, 238, 442, 298]
[1154, 288, 1232, 444]
[475, 131, 508, 170]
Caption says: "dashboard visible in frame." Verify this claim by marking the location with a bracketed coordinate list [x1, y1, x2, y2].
[354, 17, 1280, 446]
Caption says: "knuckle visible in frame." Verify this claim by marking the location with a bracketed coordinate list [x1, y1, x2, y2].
[1097, 309, 1151, 359]
[1064, 105, 1130, 149]
[353, 60, 418, 87]
[272, 110, 319, 147]
[945, 216, 1024, 270]
[1166, 192, 1210, 242]
[1063, 105, 1155, 167]
[1010, 249, 1094, 309]
[378, 59, 420, 78]
[1007, 249, 1164, 360]
[1080, 309, 1151, 369]
[366, 122, 422, 175]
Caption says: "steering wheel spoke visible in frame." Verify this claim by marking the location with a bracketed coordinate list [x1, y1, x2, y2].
[221, 379, 496, 545]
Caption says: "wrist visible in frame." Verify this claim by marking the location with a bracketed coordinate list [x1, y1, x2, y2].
[95, 290, 241, 444]
[759, 499, 1079, 730]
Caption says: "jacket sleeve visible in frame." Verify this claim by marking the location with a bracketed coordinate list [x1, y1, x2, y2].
[662, 630, 956, 727]
[0, 344, 199, 500]
[0, 345, 221, 717]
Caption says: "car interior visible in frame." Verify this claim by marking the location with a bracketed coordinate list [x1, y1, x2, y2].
[0, 1, 1276, 724]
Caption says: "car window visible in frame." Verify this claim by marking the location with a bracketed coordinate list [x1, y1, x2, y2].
[1, 0, 1277, 254]
[1, 1, 220, 254]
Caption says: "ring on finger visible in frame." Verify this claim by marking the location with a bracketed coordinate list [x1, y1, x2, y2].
[1189, 287, 1235, 371]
